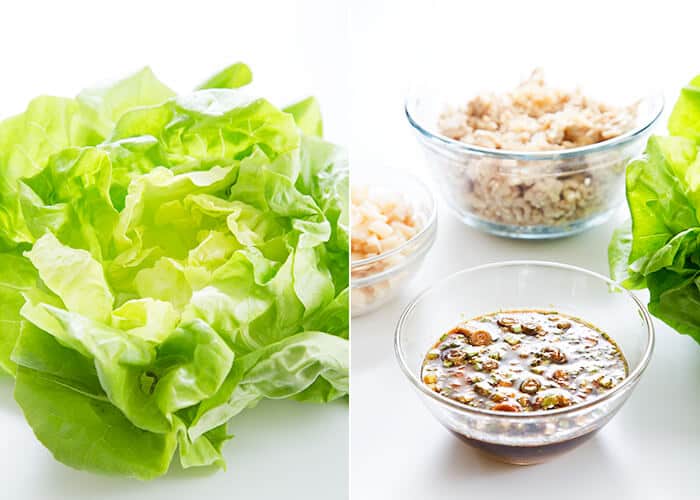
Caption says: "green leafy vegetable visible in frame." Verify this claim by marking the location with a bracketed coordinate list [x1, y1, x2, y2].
[609, 74, 700, 344]
[15, 365, 178, 479]
[196, 62, 253, 91]
[0, 253, 37, 374]
[0, 65, 348, 478]
[668, 76, 700, 142]
[284, 97, 324, 137]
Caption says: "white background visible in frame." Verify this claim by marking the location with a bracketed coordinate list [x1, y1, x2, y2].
[0, 1, 348, 499]
[350, 1, 700, 499]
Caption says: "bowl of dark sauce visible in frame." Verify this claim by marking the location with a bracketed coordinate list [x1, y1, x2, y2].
[395, 261, 654, 465]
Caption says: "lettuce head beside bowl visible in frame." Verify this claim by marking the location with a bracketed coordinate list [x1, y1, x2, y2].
[0, 63, 349, 479]
[609, 74, 700, 345]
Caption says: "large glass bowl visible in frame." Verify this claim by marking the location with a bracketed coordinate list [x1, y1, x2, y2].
[405, 72, 664, 239]
[395, 261, 654, 464]
[351, 168, 437, 317]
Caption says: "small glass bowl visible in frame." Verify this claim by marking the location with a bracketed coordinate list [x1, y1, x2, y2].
[405, 72, 664, 239]
[351, 169, 437, 317]
[395, 261, 654, 464]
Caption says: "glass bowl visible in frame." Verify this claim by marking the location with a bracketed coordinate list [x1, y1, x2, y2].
[394, 261, 654, 464]
[405, 71, 664, 239]
[351, 168, 437, 317]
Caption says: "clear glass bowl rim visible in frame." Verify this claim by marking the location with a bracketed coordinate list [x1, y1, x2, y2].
[404, 91, 665, 161]
[394, 260, 655, 420]
[351, 167, 438, 270]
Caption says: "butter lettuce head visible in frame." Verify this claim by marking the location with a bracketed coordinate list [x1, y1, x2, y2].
[0, 64, 348, 479]
[609, 74, 700, 344]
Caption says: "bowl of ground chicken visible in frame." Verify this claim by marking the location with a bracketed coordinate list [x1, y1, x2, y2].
[351, 169, 437, 316]
[405, 69, 664, 238]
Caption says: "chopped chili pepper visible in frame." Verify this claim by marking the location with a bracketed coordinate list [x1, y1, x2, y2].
[491, 403, 520, 412]
[468, 330, 492, 346]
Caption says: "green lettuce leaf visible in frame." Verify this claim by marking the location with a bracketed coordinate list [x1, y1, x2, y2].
[188, 331, 348, 440]
[15, 365, 177, 480]
[11, 321, 103, 397]
[78, 67, 175, 137]
[647, 269, 700, 343]
[111, 298, 180, 343]
[197, 62, 253, 91]
[109, 90, 300, 169]
[610, 74, 700, 344]
[1, 63, 348, 478]
[20, 147, 120, 258]
[25, 232, 114, 323]
[625, 137, 699, 267]
[0, 63, 349, 479]
[0, 97, 102, 249]
[284, 97, 323, 137]
[303, 288, 349, 339]
[669, 75, 700, 142]
[0, 252, 37, 374]
[175, 415, 230, 470]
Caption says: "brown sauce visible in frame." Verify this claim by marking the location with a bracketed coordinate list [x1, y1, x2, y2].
[450, 430, 599, 464]
[421, 310, 628, 412]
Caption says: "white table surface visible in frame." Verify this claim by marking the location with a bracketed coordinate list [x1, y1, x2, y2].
[350, 1, 700, 499]
[0, 379, 348, 499]
[0, 1, 349, 498]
